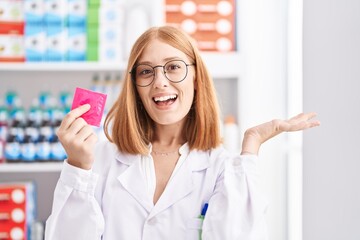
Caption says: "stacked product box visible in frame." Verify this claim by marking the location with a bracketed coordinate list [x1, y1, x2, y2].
[44, 0, 67, 61]
[24, 0, 46, 61]
[86, 0, 99, 61]
[0, 182, 37, 240]
[0, 0, 25, 62]
[24, 0, 87, 62]
[4, 0, 125, 62]
[86, 0, 124, 62]
[66, 0, 87, 61]
[99, 0, 124, 62]
[165, 0, 237, 52]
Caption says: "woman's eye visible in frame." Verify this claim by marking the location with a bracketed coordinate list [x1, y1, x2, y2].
[167, 64, 180, 71]
[139, 69, 152, 75]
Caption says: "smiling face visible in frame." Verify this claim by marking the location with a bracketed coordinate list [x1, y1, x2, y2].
[135, 39, 196, 127]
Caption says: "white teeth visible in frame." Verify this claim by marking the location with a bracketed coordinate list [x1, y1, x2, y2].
[154, 94, 177, 102]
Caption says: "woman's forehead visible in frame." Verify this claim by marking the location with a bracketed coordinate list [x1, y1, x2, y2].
[138, 39, 189, 64]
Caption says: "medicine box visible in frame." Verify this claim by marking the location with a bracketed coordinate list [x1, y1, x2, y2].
[45, 24, 66, 61]
[67, 25, 86, 61]
[24, 0, 44, 24]
[44, 0, 67, 25]
[25, 23, 46, 61]
[0, 0, 24, 22]
[0, 182, 37, 240]
[0, 34, 25, 62]
[67, 0, 87, 27]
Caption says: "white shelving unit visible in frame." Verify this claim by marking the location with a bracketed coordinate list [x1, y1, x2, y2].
[0, 62, 126, 72]
[0, 162, 63, 172]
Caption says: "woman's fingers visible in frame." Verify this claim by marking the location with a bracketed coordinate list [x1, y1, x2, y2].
[285, 112, 321, 131]
[76, 124, 96, 142]
[241, 112, 320, 155]
[67, 117, 88, 136]
[54, 104, 98, 170]
[289, 112, 316, 123]
[59, 104, 91, 131]
[57, 117, 87, 144]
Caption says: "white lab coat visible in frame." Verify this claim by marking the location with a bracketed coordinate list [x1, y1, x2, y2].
[45, 141, 268, 240]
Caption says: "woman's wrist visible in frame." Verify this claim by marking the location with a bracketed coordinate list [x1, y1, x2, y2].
[241, 129, 261, 155]
[67, 159, 92, 170]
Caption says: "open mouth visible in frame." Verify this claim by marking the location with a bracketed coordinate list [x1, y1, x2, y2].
[153, 94, 178, 106]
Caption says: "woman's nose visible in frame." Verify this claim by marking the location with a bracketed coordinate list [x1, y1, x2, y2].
[153, 66, 169, 87]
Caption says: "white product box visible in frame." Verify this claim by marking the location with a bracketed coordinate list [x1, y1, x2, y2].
[44, 0, 67, 25]
[67, 0, 87, 26]
[99, 24, 122, 45]
[99, 43, 123, 63]
[99, 4, 124, 24]
[45, 25, 66, 61]
[25, 24, 46, 61]
[0, 0, 24, 22]
[0, 34, 25, 59]
[67, 26, 86, 61]
[24, 0, 44, 24]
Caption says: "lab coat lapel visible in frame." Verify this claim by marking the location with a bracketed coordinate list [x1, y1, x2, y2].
[148, 150, 209, 219]
[116, 154, 153, 213]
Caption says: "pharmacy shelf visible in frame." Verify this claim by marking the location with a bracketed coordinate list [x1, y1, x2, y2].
[0, 62, 126, 72]
[0, 162, 63, 173]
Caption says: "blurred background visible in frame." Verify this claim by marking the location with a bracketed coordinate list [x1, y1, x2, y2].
[0, 0, 359, 239]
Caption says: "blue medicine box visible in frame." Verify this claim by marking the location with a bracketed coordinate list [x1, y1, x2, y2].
[25, 23, 46, 61]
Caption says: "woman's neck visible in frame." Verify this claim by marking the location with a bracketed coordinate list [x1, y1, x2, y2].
[152, 123, 186, 148]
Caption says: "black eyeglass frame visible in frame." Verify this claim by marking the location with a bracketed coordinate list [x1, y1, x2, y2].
[129, 59, 195, 87]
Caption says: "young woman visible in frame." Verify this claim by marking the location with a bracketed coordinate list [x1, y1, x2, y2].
[45, 26, 320, 239]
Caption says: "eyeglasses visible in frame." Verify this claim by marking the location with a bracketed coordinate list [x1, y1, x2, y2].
[130, 60, 195, 87]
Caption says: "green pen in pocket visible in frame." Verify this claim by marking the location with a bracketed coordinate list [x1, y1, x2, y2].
[198, 203, 208, 240]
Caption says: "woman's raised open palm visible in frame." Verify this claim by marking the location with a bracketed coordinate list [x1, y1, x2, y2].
[241, 112, 321, 155]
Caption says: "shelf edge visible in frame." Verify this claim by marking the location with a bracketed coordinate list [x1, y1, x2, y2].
[0, 162, 63, 172]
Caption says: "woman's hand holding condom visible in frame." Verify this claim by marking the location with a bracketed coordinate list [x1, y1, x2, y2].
[56, 104, 98, 170]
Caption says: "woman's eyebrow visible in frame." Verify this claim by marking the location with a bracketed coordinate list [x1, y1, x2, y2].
[137, 57, 182, 65]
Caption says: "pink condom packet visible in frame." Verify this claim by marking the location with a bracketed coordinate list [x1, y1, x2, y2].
[71, 87, 107, 127]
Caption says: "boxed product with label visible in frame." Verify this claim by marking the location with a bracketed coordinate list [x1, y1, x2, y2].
[67, 0, 87, 27]
[44, 0, 67, 25]
[99, 24, 122, 46]
[165, 0, 237, 52]
[0, 181, 37, 240]
[0, 34, 25, 62]
[24, 0, 44, 24]
[0, 0, 24, 22]
[99, 43, 123, 63]
[67, 25, 86, 61]
[45, 24, 66, 61]
[99, 4, 124, 24]
[25, 23, 46, 61]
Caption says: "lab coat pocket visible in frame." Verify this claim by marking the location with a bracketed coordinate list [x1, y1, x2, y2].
[186, 218, 203, 240]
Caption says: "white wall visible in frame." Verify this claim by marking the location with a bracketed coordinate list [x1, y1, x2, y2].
[303, 0, 360, 239]
[238, 1, 288, 239]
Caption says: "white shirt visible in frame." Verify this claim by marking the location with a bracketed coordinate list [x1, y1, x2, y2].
[140, 143, 189, 201]
[45, 141, 268, 240]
